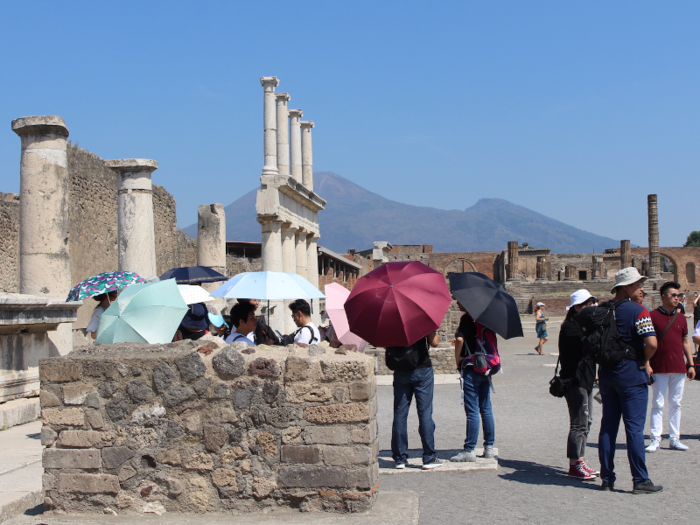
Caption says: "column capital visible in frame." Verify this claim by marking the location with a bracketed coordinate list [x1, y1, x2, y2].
[281, 222, 299, 232]
[306, 233, 320, 242]
[289, 109, 304, 119]
[260, 76, 279, 91]
[12, 115, 69, 138]
[276, 92, 291, 102]
[105, 159, 158, 173]
[300, 120, 315, 130]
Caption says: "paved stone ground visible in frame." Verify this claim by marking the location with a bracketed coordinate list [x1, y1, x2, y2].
[378, 318, 700, 524]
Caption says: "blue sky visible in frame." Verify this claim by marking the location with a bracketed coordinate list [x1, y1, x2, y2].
[1, 1, 698, 248]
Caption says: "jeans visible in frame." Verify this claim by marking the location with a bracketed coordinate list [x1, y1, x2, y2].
[650, 373, 686, 439]
[564, 386, 593, 459]
[391, 367, 437, 464]
[461, 367, 495, 451]
[598, 379, 649, 485]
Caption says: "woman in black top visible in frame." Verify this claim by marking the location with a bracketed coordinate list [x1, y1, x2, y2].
[558, 289, 597, 480]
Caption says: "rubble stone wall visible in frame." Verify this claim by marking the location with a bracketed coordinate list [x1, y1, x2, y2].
[39, 340, 378, 515]
[0, 193, 19, 293]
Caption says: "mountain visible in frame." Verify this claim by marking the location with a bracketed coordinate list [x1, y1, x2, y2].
[183, 172, 618, 254]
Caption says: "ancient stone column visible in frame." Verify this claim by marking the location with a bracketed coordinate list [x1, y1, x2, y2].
[295, 229, 308, 279]
[507, 241, 520, 281]
[289, 109, 303, 181]
[260, 219, 284, 332]
[564, 265, 577, 281]
[647, 194, 661, 278]
[197, 203, 226, 275]
[536, 256, 547, 281]
[592, 255, 604, 280]
[281, 224, 298, 333]
[620, 240, 632, 269]
[301, 120, 315, 191]
[12, 115, 72, 355]
[260, 76, 280, 176]
[106, 159, 158, 278]
[276, 93, 291, 176]
[306, 233, 321, 325]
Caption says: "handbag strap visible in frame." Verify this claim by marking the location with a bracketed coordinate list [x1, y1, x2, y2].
[552, 356, 560, 378]
[657, 310, 680, 343]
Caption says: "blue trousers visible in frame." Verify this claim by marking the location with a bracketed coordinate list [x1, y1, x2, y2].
[461, 367, 495, 450]
[598, 380, 649, 485]
[391, 367, 436, 464]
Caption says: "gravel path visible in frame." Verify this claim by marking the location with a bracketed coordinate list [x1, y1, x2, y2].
[377, 321, 700, 524]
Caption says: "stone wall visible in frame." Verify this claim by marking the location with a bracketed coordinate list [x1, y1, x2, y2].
[39, 340, 378, 515]
[226, 256, 262, 280]
[0, 193, 19, 294]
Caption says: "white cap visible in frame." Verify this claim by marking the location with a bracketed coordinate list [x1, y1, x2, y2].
[611, 267, 647, 294]
[536, 302, 545, 307]
[566, 289, 596, 311]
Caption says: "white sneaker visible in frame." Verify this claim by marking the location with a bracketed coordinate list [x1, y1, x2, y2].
[645, 437, 661, 453]
[669, 438, 689, 451]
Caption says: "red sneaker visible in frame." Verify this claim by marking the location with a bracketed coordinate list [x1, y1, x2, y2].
[581, 462, 599, 476]
[568, 462, 595, 480]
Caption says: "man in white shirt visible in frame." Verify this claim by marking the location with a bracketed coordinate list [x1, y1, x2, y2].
[290, 299, 320, 344]
[225, 302, 257, 346]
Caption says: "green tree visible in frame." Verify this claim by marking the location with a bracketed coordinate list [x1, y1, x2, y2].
[684, 231, 700, 247]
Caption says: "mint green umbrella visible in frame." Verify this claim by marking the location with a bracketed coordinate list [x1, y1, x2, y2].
[95, 279, 188, 344]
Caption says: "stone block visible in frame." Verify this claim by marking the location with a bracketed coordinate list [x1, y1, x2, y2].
[249, 357, 281, 378]
[126, 380, 154, 403]
[349, 381, 375, 401]
[302, 425, 350, 445]
[252, 476, 276, 498]
[101, 446, 135, 469]
[304, 403, 370, 424]
[43, 472, 57, 490]
[152, 362, 176, 393]
[211, 468, 238, 489]
[62, 383, 95, 405]
[278, 466, 347, 488]
[183, 453, 214, 470]
[57, 473, 120, 494]
[86, 392, 101, 408]
[203, 424, 229, 452]
[40, 359, 81, 382]
[287, 383, 332, 404]
[40, 390, 60, 408]
[256, 431, 278, 456]
[285, 356, 320, 382]
[282, 426, 302, 444]
[350, 423, 377, 444]
[43, 448, 101, 469]
[189, 490, 210, 511]
[41, 426, 57, 446]
[85, 409, 104, 429]
[158, 449, 182, 466]
[207, 405, 237, 424]
[281, 445, 321, 464]
[105, 394, 128, 421]
[57, 430, 106, 448]
[346, 464, 378, 490]
[321, 446, 371, 466]
[42, 407, 85, 426]
[220, 447, 247, 463]
[212, 347, 245, 377]
[320, 360, 370, 382]
[163, 385, 196, 407]
[176, 352, 206, 383]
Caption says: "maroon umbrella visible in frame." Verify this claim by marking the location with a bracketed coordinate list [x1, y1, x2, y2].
[344, 261, 452, 348]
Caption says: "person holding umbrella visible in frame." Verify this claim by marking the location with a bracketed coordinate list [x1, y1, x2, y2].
[86, 290, 119, 340]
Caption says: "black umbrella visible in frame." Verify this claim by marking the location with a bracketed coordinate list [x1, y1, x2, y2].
[447, 272, 524, 340]
[160, 266, 227, 285]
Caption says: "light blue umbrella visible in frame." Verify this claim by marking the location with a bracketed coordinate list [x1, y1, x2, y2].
[95, 279, 188, 344]
[211, 271, 325, 300]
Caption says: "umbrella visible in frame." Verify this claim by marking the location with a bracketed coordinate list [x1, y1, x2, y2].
[325, 282, 367, 352]
[95, 279, 188, 344]
[211, 271, 325, 300]
[448, 272, 523, 340]
[66, 271, 144, 302]
[160, 266, 227, 284]
[177, 284, 214, 305]
[344, 261, 452, 348]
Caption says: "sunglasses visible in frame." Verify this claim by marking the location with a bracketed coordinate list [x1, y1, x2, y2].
[668, 293, 683, 298]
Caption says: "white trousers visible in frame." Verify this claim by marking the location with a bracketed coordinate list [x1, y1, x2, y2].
[650, 373, 686, 439]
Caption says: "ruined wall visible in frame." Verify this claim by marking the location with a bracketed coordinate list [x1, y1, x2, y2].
[384, 251, 499, 280]
[226, 256, 262, 279]
[39, 340, 378, 515]
[152, 185, 197, 277]
[0, 193, 19, 293]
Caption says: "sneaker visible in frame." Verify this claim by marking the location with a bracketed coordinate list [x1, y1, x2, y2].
[581, 461, 599, 476]
[395, 461, 407, 470]
[450, 450, 477, 462]
[669, 438, 689, 451]
[422, 458, 445, 470]
[645, 437, 661, 453]
[568, 462, 595, 480]
[633, 480, 663, 494]
[483, 446, 495, 459]
[600, 480, 614, 491]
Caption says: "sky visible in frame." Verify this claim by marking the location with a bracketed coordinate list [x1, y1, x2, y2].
[0, 1, 698, 248]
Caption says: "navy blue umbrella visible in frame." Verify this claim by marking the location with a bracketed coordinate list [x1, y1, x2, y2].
[448, 272, 524, 340]
[160, 266, 226, 285]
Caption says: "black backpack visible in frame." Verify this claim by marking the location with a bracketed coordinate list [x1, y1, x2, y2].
[577, 300, 639, 368]
[279, 325, 318, 346]
[385, 337, 429, 372]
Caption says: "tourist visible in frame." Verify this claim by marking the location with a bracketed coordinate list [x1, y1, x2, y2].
[86, 290, 119, 339]
[208, 313, 229, 338]
[646, 282, 696, 452]
[693, 293, 700, 353]
[558, 290, 598, 479]
[289, 299, 321, 344]
[597, 267, 662, 493]
[389, 330, 443, 470]
[178, 302, 210, 340]
[534, 302, 549, 355]
[451, 304, 496, 463]
[238, 299, 279, 345]
[225, 301, 257, 345]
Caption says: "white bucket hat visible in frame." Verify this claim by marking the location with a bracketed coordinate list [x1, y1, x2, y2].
[567, 289, 596, 311]
[536, 302, 545, 307]
[611, 267, 647, 294]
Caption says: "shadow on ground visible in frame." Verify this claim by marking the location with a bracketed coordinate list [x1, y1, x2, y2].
[497, 458, 600, 490]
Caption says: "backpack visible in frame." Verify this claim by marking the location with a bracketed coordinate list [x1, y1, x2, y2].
[279, 325, 318, 346]
[385, 337, 429, 372]
[461, 319, 501, 376]
[577, 300, 638, 368]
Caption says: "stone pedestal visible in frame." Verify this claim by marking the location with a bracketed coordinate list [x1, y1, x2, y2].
[106, 159, 158, 279]
[261, 77, 280, 176]
[648, 194, 661, 278]
[536, 256, 548, 281]
[276, 93, 291, 176]
[289, 109, 303, 181]
[197, 203, 227, 293]
[507, 241, 520, 281]
[620, 240, 632, 269]
[12, 116, 73, 356]
[301, 120, 314, 191]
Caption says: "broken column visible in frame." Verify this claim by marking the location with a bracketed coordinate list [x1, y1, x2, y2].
[536, 256, 547, 281]
[105, 159, 158, 278]
[301, 120, 314, 191]
[197, 203, 226, 276]
[647, 194, 661, 278]
[592, 255, 604, 280]
[12, 115, 73, 355]
[276, 93, 291, 176]
[261, 76, 279, 176]
[564, 265, 577, 281]
[507, 241, 520, 281]
[372, 242, 392, 269]
[620, 240, 632, 269]
[289, 109, 303, 181]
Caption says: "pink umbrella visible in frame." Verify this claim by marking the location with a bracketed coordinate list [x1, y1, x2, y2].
[344, 261, 452, 348]
[324, 283, 367, 353]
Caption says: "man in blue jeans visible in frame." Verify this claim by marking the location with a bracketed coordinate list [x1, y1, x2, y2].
[597, 267, 662, 494]
[389, 331, 444, 470]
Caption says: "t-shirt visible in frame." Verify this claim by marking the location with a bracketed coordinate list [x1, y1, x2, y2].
[650, 307, 688, 374]
[294, 323, 321, 344]
[86, 306, 105, 333]
[225, 332, 256, 346]
[598, 299, 656, 387]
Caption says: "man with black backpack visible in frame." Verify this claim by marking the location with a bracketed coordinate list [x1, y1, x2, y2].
[288, 299, 320, 345]
[593, 268, 661, 494]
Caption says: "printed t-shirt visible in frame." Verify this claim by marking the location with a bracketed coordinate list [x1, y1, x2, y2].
[650, 308, 688, 374]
